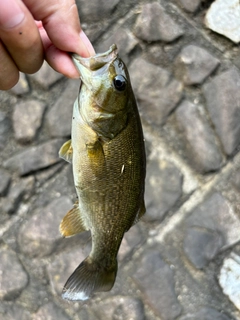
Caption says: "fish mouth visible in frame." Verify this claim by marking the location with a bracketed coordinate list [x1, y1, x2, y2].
[72, 44, 118, 74]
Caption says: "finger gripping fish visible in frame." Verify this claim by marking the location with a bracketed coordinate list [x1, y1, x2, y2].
[59, 44, 146, 301]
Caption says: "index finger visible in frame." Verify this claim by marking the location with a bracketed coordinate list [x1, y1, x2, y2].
[23, 0, 95, 57]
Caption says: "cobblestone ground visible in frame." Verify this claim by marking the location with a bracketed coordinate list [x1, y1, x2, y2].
[1, 0, 240, 319]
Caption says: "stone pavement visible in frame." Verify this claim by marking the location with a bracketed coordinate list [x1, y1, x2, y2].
[1, 0, 240, 319]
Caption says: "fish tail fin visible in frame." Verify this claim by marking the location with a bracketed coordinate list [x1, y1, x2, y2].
[62, 256, 117, 301]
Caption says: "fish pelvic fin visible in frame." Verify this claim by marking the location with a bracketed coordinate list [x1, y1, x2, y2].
[59, 139, 73, 163]
[62, 256, 118, 301]
[59, 201, 87, 237]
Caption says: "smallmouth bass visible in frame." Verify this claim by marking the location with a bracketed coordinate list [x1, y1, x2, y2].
[59, 44, 146, 301]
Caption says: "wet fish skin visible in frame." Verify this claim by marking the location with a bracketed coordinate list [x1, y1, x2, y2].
[59, 44, 146, 301]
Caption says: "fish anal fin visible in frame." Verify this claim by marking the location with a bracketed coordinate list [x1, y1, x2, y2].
[133, 199, 146, 226]
[59, 140, 73, 163]
[60, 202, 87, 237]
[62, 257, 117, 301]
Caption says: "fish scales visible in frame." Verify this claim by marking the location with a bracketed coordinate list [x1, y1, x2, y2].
[58, 44, 146, 301]
[77, 108, 143, 260]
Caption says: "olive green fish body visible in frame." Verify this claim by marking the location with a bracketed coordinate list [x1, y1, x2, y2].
[59, 45, 145, 301]
[75, 105, 145, 254]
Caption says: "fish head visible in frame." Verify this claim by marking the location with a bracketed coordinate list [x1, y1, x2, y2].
[72, 45, 133, 138]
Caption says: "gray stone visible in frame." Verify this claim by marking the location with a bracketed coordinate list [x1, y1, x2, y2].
[133, 249, 182, 319]
[30, 60, 63, 89]
[10, 72, 30, 95]
[76, 0, 119, 22]
[94, 296, 145, 320]
[186, 192, 240, 248]
[18, 196, 73, 257]
[134, 2, 184, 42]
[3, 139, 65, 175]
[32, 302, 70, 320]
[0, 246, 28, 299]
[0, 207, 9, 224]
[74, 308, 92, 320]
[46, 80, 79, 137]
[179, 307, 231, 320]
[35, 162, 64, 187]
[146, 44, 169, 66]
[1, 177, 34, 214]
[18, 280, 49, 313]
[118, 224, 143, 261]
[0, 304, 31, 320]
[0, 111, 11, 150]
[203, 67, 240, 155]
[174, 45, 220, 85]
[13, 100, 46, 143]
[233, 54, 240, 70]
[97, 28, 139, 65]
[34, 164, 75, 208]
[145, 159, 183, 221]
[205, 0, 240, 43]
[0, 169, 11, 196]
[183, 226, 223, 268]
[178, 0, 201, 13]
[231, 170, 240, 190]
[219, 252, 240, 311]
[175, 100, 224, 173]
[129, 58, 183, 126]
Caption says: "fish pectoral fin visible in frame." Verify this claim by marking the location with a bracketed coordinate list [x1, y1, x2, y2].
[132, 198, 146, 226]
[60, 202, 87, 237]
[59, 139, 73, 163]
[62, 256, 117, 301]
[86, 140, 106, 176]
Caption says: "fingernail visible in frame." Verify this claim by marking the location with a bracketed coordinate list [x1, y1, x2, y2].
[79, 30, 95, 56]
[0, 0, 25, 29]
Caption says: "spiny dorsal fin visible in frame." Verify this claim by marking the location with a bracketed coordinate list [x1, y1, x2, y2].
[59, 140, 73, 163]
[60, 201, 87, 237]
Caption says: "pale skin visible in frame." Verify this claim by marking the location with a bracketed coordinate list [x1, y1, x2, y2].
[0, 0, 95, 90]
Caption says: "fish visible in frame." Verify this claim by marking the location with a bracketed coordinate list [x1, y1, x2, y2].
[58, 44, 146, 301]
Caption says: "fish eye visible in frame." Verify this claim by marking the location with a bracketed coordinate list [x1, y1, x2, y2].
[113, 75, 127, 91]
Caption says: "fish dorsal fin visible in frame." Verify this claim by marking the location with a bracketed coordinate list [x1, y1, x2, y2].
[60, 201, 87, 237]
[59, 140, 73, 163]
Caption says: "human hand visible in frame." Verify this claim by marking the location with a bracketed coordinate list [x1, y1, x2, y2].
[0, 0, 95, 90]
